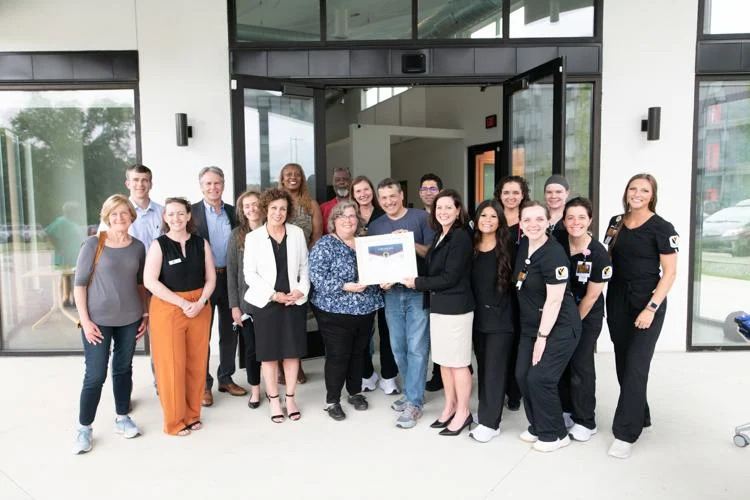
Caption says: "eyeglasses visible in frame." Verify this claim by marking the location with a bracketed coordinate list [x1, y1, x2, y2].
[419, 187, 439, 193]
[335, 214, 359, 220]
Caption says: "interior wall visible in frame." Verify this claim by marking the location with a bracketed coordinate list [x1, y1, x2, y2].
[599, 0, 698, 352]
[391, 138, 465, 208]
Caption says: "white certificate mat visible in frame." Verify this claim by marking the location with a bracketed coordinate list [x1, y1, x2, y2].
[355, 232, 419, 286]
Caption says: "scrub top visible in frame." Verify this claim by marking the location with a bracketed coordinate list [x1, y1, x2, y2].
[471, 249, 516, 334]
[559, 236, 612, 319]
[513, 237, 581, 338]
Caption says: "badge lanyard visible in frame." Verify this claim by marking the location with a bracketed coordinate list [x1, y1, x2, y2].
[603, 215, 622, 245]
[516, 257, 531, 290]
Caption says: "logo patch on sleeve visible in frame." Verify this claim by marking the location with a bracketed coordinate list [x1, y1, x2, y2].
[555, 266, 569, 280]
[669, 235, 679, 249]
[602, 265, 613, 279]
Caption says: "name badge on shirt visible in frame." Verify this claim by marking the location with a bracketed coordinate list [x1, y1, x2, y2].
[168, 258, 182, 265]
[576, 261, 592, 283]
[515, 271, 527, 290]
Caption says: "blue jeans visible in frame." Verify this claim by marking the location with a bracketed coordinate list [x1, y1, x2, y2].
[78, 319, 139, 426]
[383, 286, 429, 408]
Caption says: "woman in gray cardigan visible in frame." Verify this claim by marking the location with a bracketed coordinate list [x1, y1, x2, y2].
[227, 190, 264, 408]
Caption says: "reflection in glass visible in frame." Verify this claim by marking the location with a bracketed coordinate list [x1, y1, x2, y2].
[235, 0, 321, 42]
[509, 0, 594, 38]
[692, 81, 750, 348]
[243, 89, 315, 194]
[418, 0, 502, 39]
[0, 90, 137, 352]
[327, 0, 411, 40]
[510, 83, 592, 200]
[704, 0, 750, 34]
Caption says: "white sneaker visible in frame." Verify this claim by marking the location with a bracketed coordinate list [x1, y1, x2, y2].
[608, 439, 632, 459]
[568, 423, 597, 442]
[378, 377, 400, 395]
[470, 424, 501, 443]
[533, 435, 571, 452]
[362, 372, 379, 392]
[562, 412, 574, 430]
[519, 429, 538, 443]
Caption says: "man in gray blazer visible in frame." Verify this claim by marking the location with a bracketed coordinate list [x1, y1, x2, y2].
[191, 166, 243, 406]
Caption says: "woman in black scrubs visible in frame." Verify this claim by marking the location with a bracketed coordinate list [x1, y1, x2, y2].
[557, 197, 611, 442]
[605, 173, 678, 459]
[514, 201, 581, 452]
[468, 200, 517, 443]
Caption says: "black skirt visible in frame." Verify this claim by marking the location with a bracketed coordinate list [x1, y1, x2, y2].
[250, 301, 307, 361]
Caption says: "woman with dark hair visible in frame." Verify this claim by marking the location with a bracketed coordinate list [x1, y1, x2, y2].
[144, 197, 216, 436]
[403, 189, 475, 436]
[514, 200, 581, 452]
[351, 175, 385, 234]
[309, 200, 383, 420]
[495, 175, 530, 245]
[227, 190, 263, 409]
[468, 199, 518, 443]
[244, 188, 310, 423]
[72, 195, 147, 454]
[558, 197, 611, 442]
[604, 173, 678, 459]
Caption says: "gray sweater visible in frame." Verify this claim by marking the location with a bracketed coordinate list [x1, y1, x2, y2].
[227, 227, 253, 314]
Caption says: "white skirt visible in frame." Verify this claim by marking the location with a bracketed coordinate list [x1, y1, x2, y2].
[429, 312, 474, 368]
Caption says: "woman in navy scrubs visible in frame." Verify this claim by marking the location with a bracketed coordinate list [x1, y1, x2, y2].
[557, 197, 611, 442]
[605, 173, 678, 459]
[468, 200, 517, 443]
[514, 201, 581, 452]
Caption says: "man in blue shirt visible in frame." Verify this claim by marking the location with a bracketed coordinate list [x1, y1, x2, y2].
[191, 166, 242, 406]
[368, 178, 434, 429]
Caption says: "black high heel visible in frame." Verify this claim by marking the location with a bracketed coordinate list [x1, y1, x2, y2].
[266, 393, 284, 423]
[430, 413, 455, 429]
[286, 393, 301, 421]
[439, 414, 473, 436]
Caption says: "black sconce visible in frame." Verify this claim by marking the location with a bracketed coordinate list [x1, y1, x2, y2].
[641, 107, 661, 141]
[175, 113, 193, 146]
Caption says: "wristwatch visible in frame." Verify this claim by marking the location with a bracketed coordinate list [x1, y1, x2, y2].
[647, 301, 660, 312]
[537, 331, 549, 338]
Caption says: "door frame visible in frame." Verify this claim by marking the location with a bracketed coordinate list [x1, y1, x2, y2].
[467, 140, 502, 216]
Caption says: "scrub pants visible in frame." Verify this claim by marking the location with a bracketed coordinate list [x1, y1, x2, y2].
[473, 330, 515, 430]
[516, 327, 579, 442]
[558, 313, 603, 430]
[606, 281, 666, 443]
[150, 289, 211, 435]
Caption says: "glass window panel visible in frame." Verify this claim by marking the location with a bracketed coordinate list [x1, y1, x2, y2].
[419, 0, 502, 39]
[0, 89, 138, 352]
[327, 0, 411, 40]
[243, 89, 315, 193]
[235, 0, 321, 42]
[510, 0, 594, 38]
[691, 81, 750, 348]
[704, 0, 750, 34]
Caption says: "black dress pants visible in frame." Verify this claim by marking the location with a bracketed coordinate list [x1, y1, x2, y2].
[473, 330, 514, 430]
[237, 318, 261, 386]
[362, 308, 398, 380]
[558, 313, 603, 430]
[606, 282, 665, 443]
[516, 328, 579, 442]
[314, 306, 375, 404]
[206, 271, 239, 389]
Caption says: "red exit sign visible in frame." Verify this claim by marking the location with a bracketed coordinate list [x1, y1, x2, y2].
[485, 114, 497, 129]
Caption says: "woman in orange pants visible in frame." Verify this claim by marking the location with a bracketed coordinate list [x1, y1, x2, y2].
[144, 197, 216, 436]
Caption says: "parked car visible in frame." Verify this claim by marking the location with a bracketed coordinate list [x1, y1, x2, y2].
[702, 200, 750, 257]
[22, 224, 47, 242]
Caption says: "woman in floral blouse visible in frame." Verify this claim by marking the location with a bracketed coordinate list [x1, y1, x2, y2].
[309, 200, 383, 421]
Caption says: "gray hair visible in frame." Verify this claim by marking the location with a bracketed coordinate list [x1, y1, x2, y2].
[327, 200, 361, 234]
[198, 166, 225, 182]
[333, 167, 351, 178]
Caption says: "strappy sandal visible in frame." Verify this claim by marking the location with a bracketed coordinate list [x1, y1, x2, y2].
[286, 393, 301, 421]
[186, 421, 202, 431]
[176, 428, 191, 436]
[267, 393, 285, 423]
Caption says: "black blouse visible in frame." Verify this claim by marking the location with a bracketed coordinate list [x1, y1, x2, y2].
[271, 234, 291, 294]
[471, 250, 516, 334]
[157, 234, 206, 292]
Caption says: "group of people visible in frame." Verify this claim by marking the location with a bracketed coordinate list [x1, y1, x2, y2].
[72, 163, 678, 461]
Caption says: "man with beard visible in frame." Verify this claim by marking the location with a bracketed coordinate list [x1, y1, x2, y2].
[320, 168, 352, 233]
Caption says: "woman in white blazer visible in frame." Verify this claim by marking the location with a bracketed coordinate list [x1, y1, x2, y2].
[244, 188, 310, 423]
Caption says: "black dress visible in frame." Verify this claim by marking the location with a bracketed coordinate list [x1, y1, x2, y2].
[250, 234, 307, 361]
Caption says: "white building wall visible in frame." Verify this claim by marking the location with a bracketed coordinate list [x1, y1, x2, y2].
[599, 0, 698, 352]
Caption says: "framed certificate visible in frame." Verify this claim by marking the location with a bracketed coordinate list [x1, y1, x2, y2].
[355, 232, 419, 286]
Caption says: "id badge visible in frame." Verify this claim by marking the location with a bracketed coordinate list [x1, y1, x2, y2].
[576, 261, 592, 283]
[515, 271, 527, 290]
[603, 227, 617, 245]
[168, 258, 182, 265]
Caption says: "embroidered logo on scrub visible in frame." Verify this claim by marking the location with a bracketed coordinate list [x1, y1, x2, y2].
[602, 265, 613, 279]
[555, 266, 569, 280]
[669, 235, 679, 249]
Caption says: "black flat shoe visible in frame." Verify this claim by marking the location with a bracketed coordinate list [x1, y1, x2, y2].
[439, 414, 473, 436]
[247, 396, 261, 409]
[425, 376, 443, 392]
[430, 413, 455, 429]
[325, 402, 346, 421]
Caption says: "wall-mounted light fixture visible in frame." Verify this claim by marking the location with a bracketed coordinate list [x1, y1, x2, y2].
[641, 107, 661, 141]
[176, 113, 193, 147]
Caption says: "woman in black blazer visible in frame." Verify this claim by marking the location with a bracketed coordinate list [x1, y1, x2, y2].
[403, 189, 474, 436]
